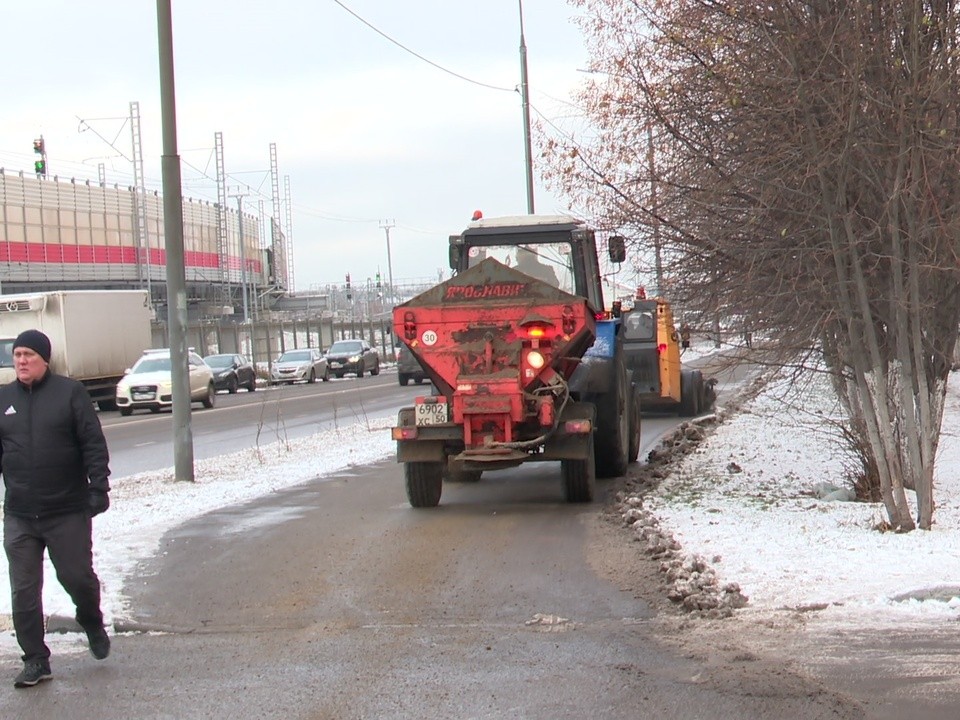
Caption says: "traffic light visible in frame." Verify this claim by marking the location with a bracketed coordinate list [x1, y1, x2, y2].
[345, 273, 352, 301]
[33, 136, 47, 178]
[376, 271, 381, 290]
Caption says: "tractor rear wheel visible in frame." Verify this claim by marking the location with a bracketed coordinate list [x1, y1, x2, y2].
[594, 357, 630, 478]
[405, 462, 443, 508]
[628, 392, 641, 463]
[562, 434, 596, 503]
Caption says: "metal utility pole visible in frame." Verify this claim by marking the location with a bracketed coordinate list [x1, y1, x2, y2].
[518, 0, 535, 214]
[380, 219, 396, 309]
[156, 0, 195, 482]
[130, 101, 152, 301]
[230, 187, 250, 323]
[647, 125, 663, 296]
[284, 174, 295, 293]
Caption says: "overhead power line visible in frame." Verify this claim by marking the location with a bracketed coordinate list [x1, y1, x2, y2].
[331, 0, 516, 93]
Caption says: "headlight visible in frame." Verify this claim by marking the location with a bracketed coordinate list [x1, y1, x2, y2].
[348, 355, 361, 362]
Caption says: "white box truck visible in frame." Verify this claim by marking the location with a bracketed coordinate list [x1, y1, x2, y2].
[0, 290, 153, 410]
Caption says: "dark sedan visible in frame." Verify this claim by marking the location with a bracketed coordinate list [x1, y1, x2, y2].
[203, 353, 257, 393]
[325, 339, 380, 378]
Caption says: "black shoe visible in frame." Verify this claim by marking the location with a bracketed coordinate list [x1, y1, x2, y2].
[14, 661, 52, 688]
[86, 625, 111, 660]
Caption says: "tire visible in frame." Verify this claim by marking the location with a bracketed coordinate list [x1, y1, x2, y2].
[322, 368, 330, 382]
[371, 361, 380, 376]
[228, 375, 239, 394]
[415, 377, 425, 385]
[202, 383, 215, 409]
[247, 378, 257, 392]
[357, 367, 364, 378]
[97, 399, 118, 412]
[120, 407, 133, 417]
[405, 462, 443, 508]
[594, 356, 630, 478]
[679, 369, 700, 416]
[628, 392, 641, 463]
[399, 374, 410, 386]
[308, 369, 316, 384]
[336, 373, 343, 379]
[562, 433, 596, 503]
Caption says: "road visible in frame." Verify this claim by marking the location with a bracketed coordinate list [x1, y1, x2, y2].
[15, 355, 958, 717]
[0, 358, 868, 718]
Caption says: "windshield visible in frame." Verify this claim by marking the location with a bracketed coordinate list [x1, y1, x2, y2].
[278, 350, 311, 363]
[204, 355, 234, 368]
[466, 242, 575, 294]
[133, 357, 171, 373]
[329, 341, 362, 354]
[623, 309, 656, 341]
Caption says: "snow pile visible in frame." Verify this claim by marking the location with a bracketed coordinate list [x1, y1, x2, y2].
[622, 368, 960, 626]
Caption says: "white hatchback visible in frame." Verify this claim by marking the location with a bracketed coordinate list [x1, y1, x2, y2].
[115, 349, 216, 416]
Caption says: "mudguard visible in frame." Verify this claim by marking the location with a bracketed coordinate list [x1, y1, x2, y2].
[569, 319, 618, 395]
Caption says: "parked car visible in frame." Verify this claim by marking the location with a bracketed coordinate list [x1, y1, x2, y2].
[270, 348, 328, 385]
[115, 349, 215, 416]
[397, 343, 427, 386]
[204, 353, 257, 393]
[325, 339, 380, 378]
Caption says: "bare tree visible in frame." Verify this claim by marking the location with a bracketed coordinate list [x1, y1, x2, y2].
[545, 0, 960, 529]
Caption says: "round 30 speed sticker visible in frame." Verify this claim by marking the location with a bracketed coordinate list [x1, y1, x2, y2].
[421, 330, 438, 346]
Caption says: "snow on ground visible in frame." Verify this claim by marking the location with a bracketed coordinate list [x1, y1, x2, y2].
[644, 365, 960, 628]
[3, 350, 960, 656]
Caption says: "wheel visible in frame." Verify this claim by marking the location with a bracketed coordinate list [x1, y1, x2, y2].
[405, 462, 443, 508]
[399, 374, 410, 386]
[357, 366, 364, 378]
[308, 369, 317, 384]
[415, 377, 425, 385]
[202, 383, 215, 409]
[150, 406, 160, 414]
[679, 369, 700, 416]
[336, 373, 344, 379]
[322, 368, 330, 382]
[371, 360, 380, 376]
[120, 407, 133, 417]
[247, 377, 257, 392]
[97, 399, 118, 412]
[628, 392, 641, 463]
[594, 356, 630, 478]
[228, 375, 239, 394]
[562, 433, 596, 503]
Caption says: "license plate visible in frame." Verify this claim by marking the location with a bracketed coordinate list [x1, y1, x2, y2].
[133, 392, 155, 401]
[415, 401, 448, 426]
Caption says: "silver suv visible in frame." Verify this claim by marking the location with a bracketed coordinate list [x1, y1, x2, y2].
[397, 344, 427, 386]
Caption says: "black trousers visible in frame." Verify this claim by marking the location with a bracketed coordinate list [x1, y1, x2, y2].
[3, 512, 104, 664]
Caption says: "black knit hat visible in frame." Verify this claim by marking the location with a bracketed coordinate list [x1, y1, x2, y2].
[13, 329, 52, 363]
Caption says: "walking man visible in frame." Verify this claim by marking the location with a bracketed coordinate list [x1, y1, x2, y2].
[0, 329, 111, 688]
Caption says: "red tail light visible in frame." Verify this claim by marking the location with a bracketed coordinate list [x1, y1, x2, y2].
[658, 343, 667, 354]
[518, 321, 555, 340]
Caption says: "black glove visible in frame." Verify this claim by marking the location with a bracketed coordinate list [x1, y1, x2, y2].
[88, 490, 110, 517]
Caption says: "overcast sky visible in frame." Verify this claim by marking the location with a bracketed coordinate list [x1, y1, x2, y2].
[0, 1, 592, 293]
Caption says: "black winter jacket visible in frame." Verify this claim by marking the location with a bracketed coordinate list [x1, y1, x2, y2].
[0, 370, 110, 519]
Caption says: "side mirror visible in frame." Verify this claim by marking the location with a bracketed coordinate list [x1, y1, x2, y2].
[608, 235, 626, 264]
[448, 235, 463, 270]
